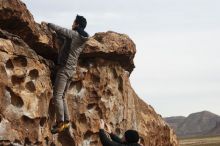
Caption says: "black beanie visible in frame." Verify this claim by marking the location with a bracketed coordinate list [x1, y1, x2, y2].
[124, 130, 140, 143]
[75, 15, 87, 29]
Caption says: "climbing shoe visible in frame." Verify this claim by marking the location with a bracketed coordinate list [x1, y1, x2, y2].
[51, 121, 70, 134]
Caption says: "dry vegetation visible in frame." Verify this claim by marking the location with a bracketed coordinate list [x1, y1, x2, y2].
[180, 135, 220, 146]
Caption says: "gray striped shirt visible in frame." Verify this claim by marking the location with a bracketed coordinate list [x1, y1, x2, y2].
[48, 23, 88, 70]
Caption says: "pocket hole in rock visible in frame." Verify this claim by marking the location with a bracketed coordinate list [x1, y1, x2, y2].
[105, 89, 113, 96]
[34, 141, 42, 145]
[110, 122, 113, 126]
[5, 59, 14, 69]
[76, 81, 82, 93]
[79, 114, 87, 124]
[87, 103, 96, 110]
[90, 141, 98, 145]
[6, 86, 24, 108]
[40, 117, 47, 127]
[50, 142, 56, 146]
[44, 137, 49, 145]
[84, 130, 93, 139]
[22, 115, 35, 124]
[118, 77, 123, 92]
[24, 137, 31, 145]
[71, 122, 77, 129]
[116, 128, 121, 135]
[29, 69, 39, 80]
[14, 139, 22, 145]
[90, 90, 100, 99]
[92, 74, 100, 83]
[13, 56, 27, 67]
[95, 106, 103, 117]
[112, 68, 118, 79]
[70, 81, 82, 93]
[25, 81, 36, 92]
[11, 75, 25, 85]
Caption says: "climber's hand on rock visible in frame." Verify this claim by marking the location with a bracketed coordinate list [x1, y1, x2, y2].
[106, 124, 112, 133]
[100, 119, 105, 129]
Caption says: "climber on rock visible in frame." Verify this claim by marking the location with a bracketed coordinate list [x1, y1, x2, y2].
[99, 119, 142, 146]
[42, 15, 89, 134]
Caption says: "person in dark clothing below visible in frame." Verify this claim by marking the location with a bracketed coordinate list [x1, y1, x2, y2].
[99, 119, 142, 146]
[42, 15, 89, 134]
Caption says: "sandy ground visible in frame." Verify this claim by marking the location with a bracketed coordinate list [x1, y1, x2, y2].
[180, 136, 220, 146]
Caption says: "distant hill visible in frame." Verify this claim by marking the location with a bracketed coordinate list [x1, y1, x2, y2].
[165, 116, 186, 131]
[164, 111, 220, 138]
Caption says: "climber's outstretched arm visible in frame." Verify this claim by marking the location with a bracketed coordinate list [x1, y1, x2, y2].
[47, 23, 78, 39]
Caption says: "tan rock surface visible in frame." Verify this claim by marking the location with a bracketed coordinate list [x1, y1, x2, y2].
[0, 0, 178, 146]
[0, 0, 57, 61]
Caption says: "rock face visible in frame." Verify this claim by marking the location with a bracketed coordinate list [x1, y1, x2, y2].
[0, 0, 178, 146]
[0, 0, 57, 61]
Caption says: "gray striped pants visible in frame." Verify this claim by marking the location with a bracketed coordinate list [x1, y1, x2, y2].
[53, 66, 74, 122]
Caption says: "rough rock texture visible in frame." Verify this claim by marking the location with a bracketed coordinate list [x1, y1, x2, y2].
[0, 0, 178, 146]
[0, 0, 58, 61]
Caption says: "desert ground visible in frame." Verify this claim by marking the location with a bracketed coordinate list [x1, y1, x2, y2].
[180, 135, 220, 146]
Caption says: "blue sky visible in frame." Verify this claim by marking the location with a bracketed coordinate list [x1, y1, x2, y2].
[22, 0, 220, 117]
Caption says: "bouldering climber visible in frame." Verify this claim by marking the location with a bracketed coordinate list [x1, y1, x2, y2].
[42, 15, 89, 134]
[99, 119, 142, 146]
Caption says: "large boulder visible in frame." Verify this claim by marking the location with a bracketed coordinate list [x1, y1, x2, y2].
[0, 0, 178, 146]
